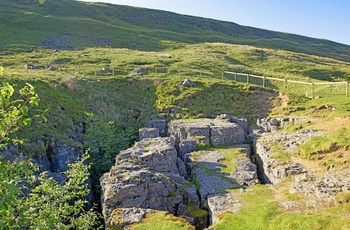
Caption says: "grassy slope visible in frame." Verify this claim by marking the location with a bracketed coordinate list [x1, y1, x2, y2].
[1, 1, 350, 229]
[1, 0, 350, 62]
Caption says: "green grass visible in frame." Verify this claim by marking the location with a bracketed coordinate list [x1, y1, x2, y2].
[1, 3, 350, 228]
[297, 126, 350, 159]
[216, 148, 247, 174]
[129, 211, 194, 230]
[185, 205, 208, 219]
[1, 43, 349, 227]
[211, 185, 350, 230]
[270, 143, 291, 160]
[1, 0, 350, 62]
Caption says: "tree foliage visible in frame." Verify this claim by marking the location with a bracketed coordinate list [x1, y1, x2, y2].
[0, 67, 45, 149]
[23, 153, 101, 230]
[0, 68, 101, 229]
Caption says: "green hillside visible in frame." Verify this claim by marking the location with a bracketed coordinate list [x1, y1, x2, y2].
[1, 0, 350, 62]
[1, 0, 350, 229]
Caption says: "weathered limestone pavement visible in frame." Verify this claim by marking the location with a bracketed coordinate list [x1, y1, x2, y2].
[250, 117, 324, 184]
[100, 114, 259, 228]
[100, 115, 344, 228]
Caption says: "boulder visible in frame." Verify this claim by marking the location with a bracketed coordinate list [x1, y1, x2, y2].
[178, 140, 197, 161]
[46, 139, 84, 173]
[216, 114, 249, 135]
[100, 137, 189, 224]
[207, 193, 241, 224]
[148, 119, 167, 137]
[102, 66, 110, 72]
[168, 118, 245, 147]
[107, 208, 152, 229]
[231, 145, 259, 186]
[139, 128, 159, 140]
[182, 79, 195, 87]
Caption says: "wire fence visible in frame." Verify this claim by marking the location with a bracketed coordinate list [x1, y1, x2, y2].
[224, 71, 349, 98]
[22, 64, 221, 78]
[17, 66, 350, 98]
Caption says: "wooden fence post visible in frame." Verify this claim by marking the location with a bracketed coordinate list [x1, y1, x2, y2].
[312, 82, 315, 99]
[284, 79, 287, 92]
[263, 76, 266, 87]
[247, 74, 250, 84]
[346, 81, 349, 98]
[234, 73, 237, 81]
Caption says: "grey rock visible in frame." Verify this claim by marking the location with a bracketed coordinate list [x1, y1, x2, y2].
[252, 126, 324, 184]
[179, 140, 197, 175]
[47, 139, 83, 173]
[207, 193, 241, 224]
[216, 114, 249, 135]
[139, 128, 159, 141]
[168, 118, 245, 147]
[182, 79, 195, 87]
[102, 66, 110, 72]
[148, 119, 167, 137]
[290, 170, 350, 200]
[280, 201, 296, 210]
[100, 137, 188, 224]
[193, 167, 237, 208]
[231, 145, 260, 186]
[179, 140, 197, 160]
[176, 157, 188, 178]
[106, 208, 153, 229]
[185, 185, 200, 208]
[189, 145, 259, 209]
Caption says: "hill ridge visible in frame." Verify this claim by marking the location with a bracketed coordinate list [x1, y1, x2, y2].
[0, 0, 349, 62]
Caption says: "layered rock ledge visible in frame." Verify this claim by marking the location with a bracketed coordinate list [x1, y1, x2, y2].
[100, 115, 257, 229]
[100, 137, 190, 227]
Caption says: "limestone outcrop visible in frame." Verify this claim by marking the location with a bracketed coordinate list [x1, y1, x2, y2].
[100, 115, 261, 229]
[251, 119, 324, 184]
[106, 208, 154, 229]
[188, 144, 258, 221]
[100, 115, 338, 228]
[138, 128, 159, 140]
[100, 137, 191, 227]
[168, 117, 246, 147]
[207, 193, 241, 224]
[290, 171, 350, 200]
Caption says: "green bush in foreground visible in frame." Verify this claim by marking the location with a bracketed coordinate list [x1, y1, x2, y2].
[0, 74, 101, 229]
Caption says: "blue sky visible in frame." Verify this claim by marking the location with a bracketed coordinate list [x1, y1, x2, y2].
[80, 0, 350, 45]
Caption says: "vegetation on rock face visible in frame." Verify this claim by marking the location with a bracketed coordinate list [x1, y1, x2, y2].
[0, 77, 101, 229]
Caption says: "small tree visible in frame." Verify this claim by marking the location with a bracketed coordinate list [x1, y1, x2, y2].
[0, 66, 40, 229]
[0, 67, 41, 149]
[23, 153, 101, 229]
[0, 67, 101, 229]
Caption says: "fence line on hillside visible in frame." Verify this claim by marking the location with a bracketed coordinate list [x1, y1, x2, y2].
[21, 65, 349, 98]
[23, 65, 220, 78]
[223, 71, 349, 98]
